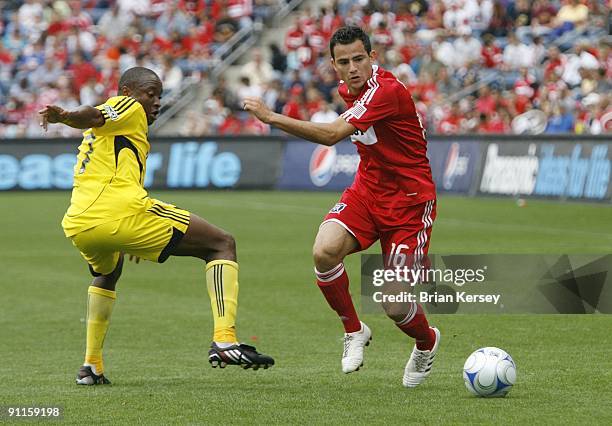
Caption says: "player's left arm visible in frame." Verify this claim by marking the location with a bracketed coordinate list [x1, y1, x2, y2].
[243, 97, 355, 146]
[38, 105, 105, 132]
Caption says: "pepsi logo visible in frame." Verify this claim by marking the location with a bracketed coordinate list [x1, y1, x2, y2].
[309, 145, 337, 187]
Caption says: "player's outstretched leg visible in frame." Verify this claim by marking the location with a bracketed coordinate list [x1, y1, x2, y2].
[77, 255, 124, 385]
[313, 222, 370, 373]
[383, 297, 440, 387]
[171, 214, 274, 370]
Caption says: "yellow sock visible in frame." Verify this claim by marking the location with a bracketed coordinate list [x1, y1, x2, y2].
[205, 260, 239, 343]
[84, 286, 116, 374]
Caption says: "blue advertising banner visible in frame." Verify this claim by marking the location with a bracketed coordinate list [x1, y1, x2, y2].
[427, 141, 480, 194]
[277, 140, 359, 190]
[0, 138, 283, 190]
[278, 139, 481, 194]
[478, 141, 611, 201]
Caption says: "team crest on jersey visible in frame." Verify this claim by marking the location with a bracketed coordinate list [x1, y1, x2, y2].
[329, 203, 347, 214]
[104, 104, 118, 121]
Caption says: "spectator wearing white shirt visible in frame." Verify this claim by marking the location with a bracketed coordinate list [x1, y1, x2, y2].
[434, 33, 457, 68]
[464, 0, 493, 33]
[18, 0, 43, 35]
[240, 48, 275, 88]
[503, 32, 534, 70]
[453, 26, 482, 68]
[159, 55, 184, 94]
[311, 103, 339, 123]
[236, 76, 264, 101]
[443, 1, 470, 35]
[97, 4, 133, 43]
[561, 43, 600, 87]
[118, 0, 151, 17]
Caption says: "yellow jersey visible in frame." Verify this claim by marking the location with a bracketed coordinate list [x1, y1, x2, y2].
[62, 95, 152, 237]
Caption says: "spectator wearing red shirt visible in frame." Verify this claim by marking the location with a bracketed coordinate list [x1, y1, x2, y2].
[478, 111, 508, 133]
[298, 8, 317, 35]
[371, 22, 394, 48]
[543, 46, 567, 79]
[304, 87, 324, 117]
[308, 22, 328, 54]
[296, 38, 316, 68]
[415, 72, 438, 104]
[481, 34, 502, 68]
[0, 42, 13, 66]
[475, 86, 496, 114]
[65, 1, 93, 30]
[281, 86, 305, 120]
[243, 115, 270, 134]
[395, 3, 418, 32]
[179, 0, 206, 15]
[67, 51, 99, 94]
[438, 103, 462, 134]
[285, 20, 305, 52]
[218, 113, 243, 134]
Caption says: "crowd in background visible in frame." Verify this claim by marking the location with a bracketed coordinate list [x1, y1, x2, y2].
[0, 0, 280, 137]
[1, 0, 610, 138]
[195, 0, 611, 136]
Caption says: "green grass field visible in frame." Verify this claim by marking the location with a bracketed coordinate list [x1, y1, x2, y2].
[1, 191, 611, 424]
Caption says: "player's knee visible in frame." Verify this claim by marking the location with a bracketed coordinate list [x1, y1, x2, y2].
[382, 303, 407, 322]
[92, 255, 123, 290]
[209, 231, 236, 262]
[221, 232, 236, 256]
[313, 243, 342, 272]
[381, 300, 410, 323]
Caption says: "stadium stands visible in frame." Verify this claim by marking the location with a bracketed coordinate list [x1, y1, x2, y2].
[1, 0, 609, 137]
[208, 0, 610, 136]
[0, 0, 283, 138]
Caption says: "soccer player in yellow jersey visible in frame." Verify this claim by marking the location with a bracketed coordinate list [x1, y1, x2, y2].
[38, 67, 274, 385]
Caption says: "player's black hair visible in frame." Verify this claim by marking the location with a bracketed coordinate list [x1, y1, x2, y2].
[118, 67, 160, 92]
[329, 26, 371, 60]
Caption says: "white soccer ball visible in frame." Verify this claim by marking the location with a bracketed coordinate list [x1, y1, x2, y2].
[463, 347, 517, 397]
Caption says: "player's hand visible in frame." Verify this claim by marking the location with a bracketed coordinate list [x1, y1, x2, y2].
[128, 254, 141, 264]
[243, 97, 273, 124]
[38, 105, 67, 132]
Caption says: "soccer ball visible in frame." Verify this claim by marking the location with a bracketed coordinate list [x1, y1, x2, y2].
[463, 347, 517, 397]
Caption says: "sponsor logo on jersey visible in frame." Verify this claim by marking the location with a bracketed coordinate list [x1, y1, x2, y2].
[329, 202, 347, 214]
[350, 126, 378, 145]
[104, 105, 119, 121]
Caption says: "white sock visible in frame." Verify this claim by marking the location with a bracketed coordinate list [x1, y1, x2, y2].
[215, 342, 236, 349]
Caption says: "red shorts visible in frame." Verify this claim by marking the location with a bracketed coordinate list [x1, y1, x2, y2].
[322, 186, 436, 261]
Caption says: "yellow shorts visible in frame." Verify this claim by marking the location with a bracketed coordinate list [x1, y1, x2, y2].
[70, 199, 191, 276]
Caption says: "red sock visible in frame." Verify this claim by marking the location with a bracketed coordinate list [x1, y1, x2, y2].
[316, 264, 361, 333]
[395, 303, 436, 350]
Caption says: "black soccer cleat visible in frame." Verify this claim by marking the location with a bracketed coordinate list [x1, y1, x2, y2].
[208, 343, 275, 370]
[76, 365, 111, 385]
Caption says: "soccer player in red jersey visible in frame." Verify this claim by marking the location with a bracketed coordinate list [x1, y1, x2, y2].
[244, 26, 439, 387]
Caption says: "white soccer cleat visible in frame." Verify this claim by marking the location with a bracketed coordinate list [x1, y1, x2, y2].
[403, 327, 440, 388]
[341, 322, 372, 373]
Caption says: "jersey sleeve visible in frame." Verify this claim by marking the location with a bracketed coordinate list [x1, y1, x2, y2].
[340, 83, 399, 132]
[93, 96, 146, 136]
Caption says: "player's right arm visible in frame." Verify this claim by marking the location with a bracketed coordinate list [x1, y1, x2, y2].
[243, 97, 355, 146]
[39, 97, 144, 136]
[38, 105, 105, 132]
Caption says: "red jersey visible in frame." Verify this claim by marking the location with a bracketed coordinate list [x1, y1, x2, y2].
[338, 65, 436, 206]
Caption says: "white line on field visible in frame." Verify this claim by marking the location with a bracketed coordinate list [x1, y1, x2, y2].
[198, 198, 612, 242]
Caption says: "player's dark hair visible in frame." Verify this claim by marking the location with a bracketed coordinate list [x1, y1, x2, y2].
[118, 67, 160, 93]
[329, 26, 371, 60]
